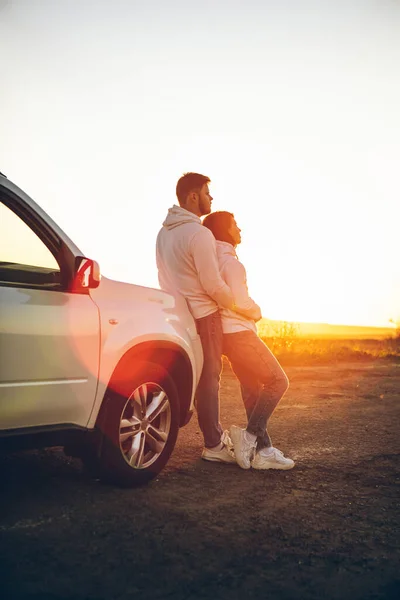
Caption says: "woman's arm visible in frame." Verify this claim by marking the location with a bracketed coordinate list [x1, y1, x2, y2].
[223, 259, 262, 321]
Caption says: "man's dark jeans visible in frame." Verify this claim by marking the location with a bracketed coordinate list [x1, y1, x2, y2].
[223, 329, 289, 450]
[195, 311, 224, 448]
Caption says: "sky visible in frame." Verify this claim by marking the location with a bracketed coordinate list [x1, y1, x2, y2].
[1, 0, 399, 327]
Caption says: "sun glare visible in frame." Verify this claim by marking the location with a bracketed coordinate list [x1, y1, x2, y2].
[1, 0, 399, 330]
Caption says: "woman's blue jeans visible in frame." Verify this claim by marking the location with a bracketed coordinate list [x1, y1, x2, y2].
[223, 330, 289, 450]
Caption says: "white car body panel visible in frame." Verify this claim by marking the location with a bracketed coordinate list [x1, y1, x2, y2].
[86, 277, 203, 429]
[0, 285, 100, 429]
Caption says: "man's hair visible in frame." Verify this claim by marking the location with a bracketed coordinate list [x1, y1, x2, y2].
[176, 172, 210, 206]
[202, 211, 235, 244]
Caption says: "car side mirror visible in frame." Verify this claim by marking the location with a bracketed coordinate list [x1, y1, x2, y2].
[73, 257, 101, 291]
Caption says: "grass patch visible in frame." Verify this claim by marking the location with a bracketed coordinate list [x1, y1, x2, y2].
[256, 321, 400, 366]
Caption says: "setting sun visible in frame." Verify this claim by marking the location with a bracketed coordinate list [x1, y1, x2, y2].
[1, 0, 399, 329]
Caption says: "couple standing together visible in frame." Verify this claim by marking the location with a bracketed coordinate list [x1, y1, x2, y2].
[156, 172, 294, 471]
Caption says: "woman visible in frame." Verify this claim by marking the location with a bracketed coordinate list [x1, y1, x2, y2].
[203, 211, 294, 470]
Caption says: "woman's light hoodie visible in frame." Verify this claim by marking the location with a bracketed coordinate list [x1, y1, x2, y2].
[216, 241, 262, 334]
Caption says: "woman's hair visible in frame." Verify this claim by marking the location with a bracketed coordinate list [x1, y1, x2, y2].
[176, 172, 210, 206]
[202, 211, 235, 244]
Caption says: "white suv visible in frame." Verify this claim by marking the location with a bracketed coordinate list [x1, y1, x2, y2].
[0, 172, 203, 486]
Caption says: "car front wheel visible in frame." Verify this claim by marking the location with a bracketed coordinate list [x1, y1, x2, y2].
[93, 361, 180, 486]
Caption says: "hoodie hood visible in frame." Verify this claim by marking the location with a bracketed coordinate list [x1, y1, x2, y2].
[163, 205, 201, 230]
[216, 240, 237, 260]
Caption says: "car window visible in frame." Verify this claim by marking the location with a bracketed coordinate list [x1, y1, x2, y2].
[0, 202, 61, 288]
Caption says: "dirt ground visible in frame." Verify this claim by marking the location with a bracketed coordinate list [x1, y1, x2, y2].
[0, 360, 399, 600]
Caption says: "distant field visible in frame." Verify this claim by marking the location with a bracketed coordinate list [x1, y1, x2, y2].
[256, 319, 399, 365]
[258, 319, 396, 339]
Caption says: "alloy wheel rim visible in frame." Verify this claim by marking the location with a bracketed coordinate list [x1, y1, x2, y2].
[119, 381, 172, 469]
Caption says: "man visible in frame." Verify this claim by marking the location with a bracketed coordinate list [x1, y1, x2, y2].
[156, 173, 254, 464]
[203, 211, 295, 470]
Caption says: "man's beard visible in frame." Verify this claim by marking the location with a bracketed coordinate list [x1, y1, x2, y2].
[199, 198, 211, 216]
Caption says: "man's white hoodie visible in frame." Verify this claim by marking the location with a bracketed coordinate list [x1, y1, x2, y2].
[156, 205, 234, 319]
[216, 241, 262, 334]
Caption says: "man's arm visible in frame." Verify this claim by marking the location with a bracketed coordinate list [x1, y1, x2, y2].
[223, 259, 262, 321]
[191, 229, 235, 310]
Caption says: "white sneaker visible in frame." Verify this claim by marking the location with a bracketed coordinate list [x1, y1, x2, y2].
[202, 441, 236, 464]
[221, 429, 234, 451]
[252, 447, 295, 470]
[229, 425, 256, 470]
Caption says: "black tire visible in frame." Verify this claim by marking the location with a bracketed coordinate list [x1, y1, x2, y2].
[91, 361, 180, 486]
